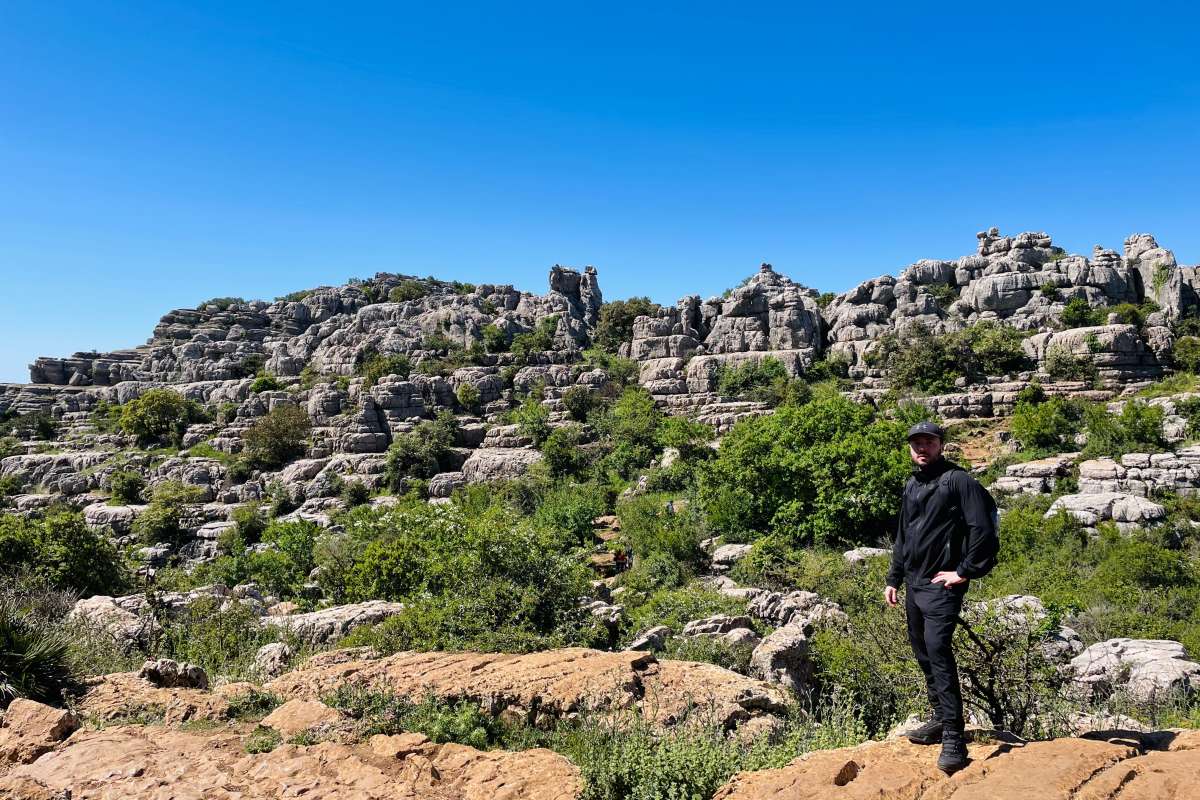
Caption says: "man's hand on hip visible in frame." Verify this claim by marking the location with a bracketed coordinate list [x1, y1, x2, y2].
[884, 586, 899, 607]
[931, 571, 966, 588]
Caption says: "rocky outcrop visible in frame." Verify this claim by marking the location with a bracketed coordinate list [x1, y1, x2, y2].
[265, 647, 789, 731]
[0, 727, 581, 800]
[713, 731, 1200, 800]
[1078, 447, 1200, 497]
[260, 698, 344, 739]
[1071, 638, 1200, 701]
[0, 700, 80, 768]
[260, 600, 407, 646]
[1046, 492, 1167, 529]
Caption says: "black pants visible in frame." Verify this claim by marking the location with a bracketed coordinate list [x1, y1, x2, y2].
[905, 580, 965, 730]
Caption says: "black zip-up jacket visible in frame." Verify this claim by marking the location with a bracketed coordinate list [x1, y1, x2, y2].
[886, 457, 999, 589]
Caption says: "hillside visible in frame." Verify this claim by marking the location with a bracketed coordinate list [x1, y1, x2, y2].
[4, 226, 1200, 799]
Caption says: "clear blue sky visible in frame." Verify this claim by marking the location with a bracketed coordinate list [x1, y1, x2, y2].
[2, 2, 1198, 383]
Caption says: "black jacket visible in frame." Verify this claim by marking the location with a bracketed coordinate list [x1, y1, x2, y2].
[886, 457, 999, 589]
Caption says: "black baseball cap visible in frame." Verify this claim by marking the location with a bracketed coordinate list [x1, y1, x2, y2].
[906, 421, 945, 441]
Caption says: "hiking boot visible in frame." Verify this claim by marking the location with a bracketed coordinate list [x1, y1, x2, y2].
[937, 729, 968, 774]
[906, 718, 943, 745]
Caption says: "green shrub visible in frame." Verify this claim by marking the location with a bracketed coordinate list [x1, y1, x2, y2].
[133, 481, 205, 546]
[1010, 397, 1085, 454]
[594, 298, 662, 353]
[0, 436, 21, 460]
[244, 725, 282, 753]
[804, 355, 850, 384]
[582, 349, 640, 387]
[562, 385, 596, 422]
[384, 413, 458, 488]
[541, 424, 588, 478]
[157, 596, 288, 680]
[198, 296, 244, 311]
[0, 594, 76, 707]
[617, 493, 706, 577]
[482, 324, 509, 353]
[455, 382, 481, 412]
[1175, 337, 1200, 374]
[388, 281, 428, 303]
[513, 391, 552, 446]
[232, 502, 268, 544]
[0, 412, 58, 441]
[341, 480, 371, 507]
[0, 509, 129, 596]
[875, 322, 1030, 392]
[696, 388, 917, 546]
[242, 404, 311, 469]
[622, 584, 747, 646]
[1082, 401, 1165, 458]
[716, 357, 809, 407]
[593, 387, 662, 478]
[249, 373, 283, 393]
[1061, 297, 1106, 328]
[1044, 345, 1098, 382]
[511, 316, 560, 364]
[356, 352, 412, 387]
[119, 389, 207, 447]
[106, 470, 146, 504]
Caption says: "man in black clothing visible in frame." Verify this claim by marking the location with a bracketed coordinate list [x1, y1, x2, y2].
[884, 421, 999, 774]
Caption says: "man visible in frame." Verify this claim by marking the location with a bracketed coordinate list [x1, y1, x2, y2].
[884, 421, 999, 774]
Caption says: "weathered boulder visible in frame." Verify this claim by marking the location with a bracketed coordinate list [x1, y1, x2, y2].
[747, 590, 847, 630]
[749, 623, 813, 694]
[138, 659, 209, 690]
[1071, 638, 1200, 701]
[68, 595, 161, 651]
[1046, 492, 1167, 528]
[682, 615, 755, 638]
[711, 543, 753, 573]
[255, 642, 296, 680]
[260, 600, 407, 646]
[0, 700, 79, 767]
[460, 447, 543, 483]
[625, 625, 672, 652]
[261, 698, 344, 738]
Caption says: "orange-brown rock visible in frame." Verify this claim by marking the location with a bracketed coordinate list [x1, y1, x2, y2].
[0, 725, 580, 800]
[261, 699, 344, 738]
[0, 700, 79, 770]
[76, 671, 231, 724]
[713, 730, 1200, 800]
[265, 647, 789, 729]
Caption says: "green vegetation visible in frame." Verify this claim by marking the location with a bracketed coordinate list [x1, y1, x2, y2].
[594, 297, 662, 353]
[249, 373, 283, 393]
[133, 481, 205, 546]
[106, 469, 146, 504]
[118, 389, 209, 447]
[388, 280, 428, 303]
[715, 356, 809, 407]
[482, 324, 509, 353]
[1, 592, 75, 706]
[696, 388, 921, 546]
[0, 508, 128, 596]
[384, 412, 458, 488]
[1081, 400, 1165, 458]
[871, 322, 1030, 393]
[198, 296, 245, 311]
[242, 404, 311, 470]
[511, 315, 561, 364]
[1044, 345, 1098, 382]
[0, 411, 59, 441]
[355, 351, 412, 387]
[454, 381, 481, 412]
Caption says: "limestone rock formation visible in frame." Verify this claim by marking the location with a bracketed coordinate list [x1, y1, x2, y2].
[1071, 638, 1200, 701]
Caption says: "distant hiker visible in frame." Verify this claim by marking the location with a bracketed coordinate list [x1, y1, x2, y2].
[613, 547, 629, 573]
[884, 421, 999, 774]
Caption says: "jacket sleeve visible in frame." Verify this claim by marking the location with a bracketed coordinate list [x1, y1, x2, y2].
[886, 487, 906, 589]
[954, 473, 999, 580]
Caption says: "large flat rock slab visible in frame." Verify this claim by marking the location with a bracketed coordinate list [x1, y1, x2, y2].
[713, 732, 1200, 800]
[0, 726, 580, 800]
[266, 647, 789, 730]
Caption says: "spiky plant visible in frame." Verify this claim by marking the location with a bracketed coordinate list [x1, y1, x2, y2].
[0, 595, 76, 707]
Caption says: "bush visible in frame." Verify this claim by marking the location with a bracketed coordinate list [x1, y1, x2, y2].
[0, 412, 58, 441]
[1061, 297, 1105, 328]
[594, 297, 662, 353]
[356, 352, 412, 387]
[326, 688, 497, 748]
[1010, 397, 1085, 454]
[562, 385, 596, 422]
[388, 280, 427, 303]
[659, 635, 755, 674]
[341, 480, 371, 507]
[249, 373, 283, 393]
[716, 357, 809, 407]
[622, 584, 748, 646]
[541, 424, 588, 478]
[133, 481, 205, 546]
[0, 509, 129, 597]
[1082, 401, 1166, 458]
[454, 382, 481, 413]
[242, 404, 311, 469]
[593, 387, 662, 478]
[696, 389, 918, 546]
[1044, 345, 1098, 382]
[511, 316, 560, 364]
[156, 596, 288, 680]
[198, 296, 244, 311]
[119, 389, 207, 447]
[513, 391, 552, 446]
[582, 349, 640, 387]
[0, 595, 76, 707]
[106, 470, 146, 504]
[482, 324, 509, 353]
[1175, 337, 1200, 374]
[384, 413, 458, 488]
[875, 323, 1029, 393]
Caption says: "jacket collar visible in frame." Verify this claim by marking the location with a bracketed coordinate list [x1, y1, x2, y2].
[913, 456, 954, 482]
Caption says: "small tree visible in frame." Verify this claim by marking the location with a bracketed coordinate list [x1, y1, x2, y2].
[107, 470, 146, 504]
[482, 325, 509, 353]
[1174, 337, 1200, 374]
[133, 481, 205, 546]
[388, 281, 427, 303]
[561, 385, 595, 422]
[119, 389, 206, 447]
[455, 382, 482, 413]
[243, 405, 311, 470]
